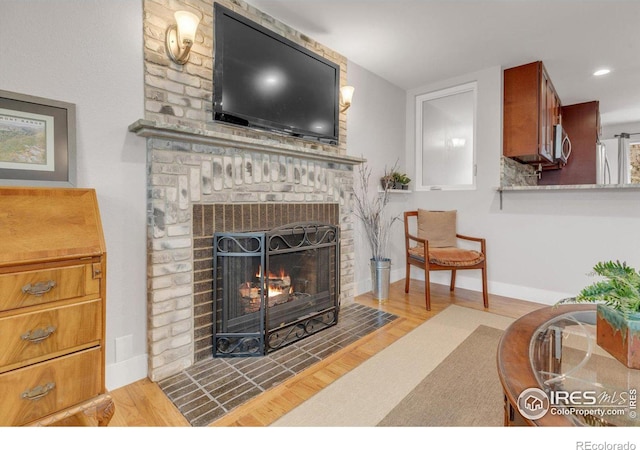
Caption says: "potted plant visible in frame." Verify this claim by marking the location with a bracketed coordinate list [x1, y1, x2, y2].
[392, 172, 411, 190]
[353, 162, 400, 301]
[380, 174, 394, 190]
[380, 171, 411, 190]
[560, 260, 640, 369]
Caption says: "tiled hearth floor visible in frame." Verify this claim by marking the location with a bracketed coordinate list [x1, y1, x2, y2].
[158, 303, 397, 426]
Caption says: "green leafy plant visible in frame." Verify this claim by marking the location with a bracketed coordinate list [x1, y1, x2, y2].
[561, 261, 640, 315]
[391, 172, 411, 185]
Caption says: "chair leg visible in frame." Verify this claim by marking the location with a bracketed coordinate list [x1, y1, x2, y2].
[450, 269, 456, 291]
[481, 266, 489, 308]
[405, 262, 410, 293]
[424, 268, 431, 311]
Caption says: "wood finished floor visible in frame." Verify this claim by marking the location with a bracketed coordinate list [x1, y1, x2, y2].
[103, 279, 545, 427]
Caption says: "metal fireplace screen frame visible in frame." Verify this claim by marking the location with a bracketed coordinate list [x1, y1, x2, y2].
[212, 222, 340, 357]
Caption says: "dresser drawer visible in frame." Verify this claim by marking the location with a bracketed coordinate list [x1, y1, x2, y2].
[0, 299, 102, 371]
[0, 347, 102, 426]
[0, 264, 100, 311]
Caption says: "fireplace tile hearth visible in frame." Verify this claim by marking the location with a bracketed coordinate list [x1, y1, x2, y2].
[157, 303, 397, 426]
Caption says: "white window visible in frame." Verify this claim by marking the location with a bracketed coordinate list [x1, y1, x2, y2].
[415, 82, 477, 190]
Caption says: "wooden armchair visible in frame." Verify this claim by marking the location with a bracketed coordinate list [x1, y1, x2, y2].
[404, 210, 488, 310]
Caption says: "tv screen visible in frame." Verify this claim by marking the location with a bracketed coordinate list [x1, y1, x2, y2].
[213, 4, 340, 144]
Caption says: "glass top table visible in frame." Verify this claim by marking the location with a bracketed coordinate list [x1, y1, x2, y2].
[530, 308, 639, 426]
[498, 304, 639, 427]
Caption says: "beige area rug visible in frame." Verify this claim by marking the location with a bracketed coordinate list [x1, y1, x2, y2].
[378, 325, 504, 426]
[271, 305, 515, 427]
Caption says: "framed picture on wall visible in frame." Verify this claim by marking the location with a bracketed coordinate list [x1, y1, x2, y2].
[0, 89, 76, 187]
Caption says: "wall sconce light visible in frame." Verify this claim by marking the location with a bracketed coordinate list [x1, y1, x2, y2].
[166, 11, 201, 65]
[340, 85, 355, 113]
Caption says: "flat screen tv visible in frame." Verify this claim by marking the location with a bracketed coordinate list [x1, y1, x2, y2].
[213, 4, 340, 144]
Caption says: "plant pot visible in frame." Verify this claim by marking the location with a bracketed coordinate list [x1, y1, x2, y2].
[370, 258, 391, 301]
[596, 304, 640, 369]
[401, 184, 409, 190]
[380, 176, 393, 190]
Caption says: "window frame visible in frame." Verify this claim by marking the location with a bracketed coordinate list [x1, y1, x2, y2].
[414, 81, 478, 191]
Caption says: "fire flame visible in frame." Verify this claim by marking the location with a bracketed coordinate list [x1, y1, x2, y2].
[256, 266, 292, 297]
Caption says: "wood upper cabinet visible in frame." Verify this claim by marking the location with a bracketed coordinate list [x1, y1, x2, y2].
[539, 101, 600, 185]
[503, 61, 562, 164]
[0, 187, 113, 426]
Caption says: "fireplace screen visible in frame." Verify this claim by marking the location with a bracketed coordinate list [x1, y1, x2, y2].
[212, 223, 340, 357]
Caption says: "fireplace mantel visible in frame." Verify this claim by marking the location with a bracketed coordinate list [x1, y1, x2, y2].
[129, 119, 365, 166]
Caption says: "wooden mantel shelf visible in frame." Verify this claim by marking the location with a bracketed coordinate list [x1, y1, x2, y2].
[128, 119, 366, 166]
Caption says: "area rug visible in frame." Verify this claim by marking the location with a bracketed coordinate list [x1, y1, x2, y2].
[378, 325, 504, 426]
[271, 304, 515, 426]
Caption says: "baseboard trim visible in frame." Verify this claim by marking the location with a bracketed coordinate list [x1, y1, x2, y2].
[356, 270, 572, 307]
[106, 353, 148, 391]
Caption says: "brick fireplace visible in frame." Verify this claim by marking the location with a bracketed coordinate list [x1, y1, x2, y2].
[134, 0, 362, 382]
[131, 125, 362, 381]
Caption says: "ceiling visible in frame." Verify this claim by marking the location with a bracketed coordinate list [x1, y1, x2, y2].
[250, 0, 640, 130]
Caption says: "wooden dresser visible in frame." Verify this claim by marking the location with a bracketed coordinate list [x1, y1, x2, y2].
[0, 187, 113, 426]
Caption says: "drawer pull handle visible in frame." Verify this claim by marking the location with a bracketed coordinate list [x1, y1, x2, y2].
[21, 280, 56, 296]
[21, 382, 56, 401]
[21, 326, 57, 343]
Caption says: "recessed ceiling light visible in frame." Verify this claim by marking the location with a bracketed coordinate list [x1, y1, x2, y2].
[593, 69, 611, 76]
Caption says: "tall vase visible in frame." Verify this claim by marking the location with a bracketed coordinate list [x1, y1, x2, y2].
[370, 258, 391, 301]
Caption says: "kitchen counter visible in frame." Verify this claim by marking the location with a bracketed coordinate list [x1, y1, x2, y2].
[498, 183, 640, 191]
[496, 183, 640, 209]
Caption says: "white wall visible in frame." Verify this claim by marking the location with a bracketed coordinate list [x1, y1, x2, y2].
[346, 61, 408, 295]
[1, 0, 148, 389]
[602, 121, 640, 141]
[402, 67, 640, 305]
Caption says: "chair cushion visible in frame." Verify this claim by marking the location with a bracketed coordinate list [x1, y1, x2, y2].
[417, 209, 457, 248]
[409, 244, 485, 267]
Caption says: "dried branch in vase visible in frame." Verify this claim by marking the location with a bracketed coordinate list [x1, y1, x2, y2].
[352, 161, 400, 261]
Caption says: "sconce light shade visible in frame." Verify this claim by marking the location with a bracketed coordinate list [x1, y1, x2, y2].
[340, 85, 355, 113]
[166, 11, 201, 65]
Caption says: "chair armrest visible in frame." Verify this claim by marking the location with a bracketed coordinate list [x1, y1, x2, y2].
[456, 234, 486, 253]
[406, 232, 426, 245]
[405, 232, 428, 256]
[456, 234, 483, 243]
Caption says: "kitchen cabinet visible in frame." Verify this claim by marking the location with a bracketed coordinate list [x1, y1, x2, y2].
[539, 101, 600, 185]
[503, 61, 562, 165]
[0, 187, 113, 426]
